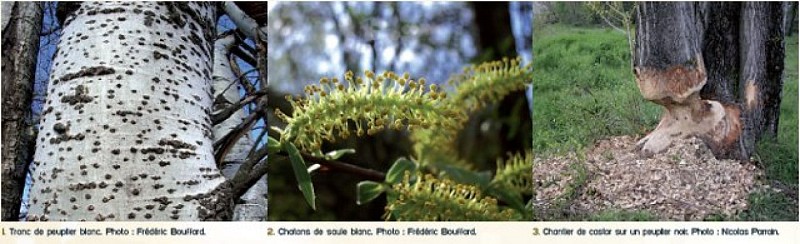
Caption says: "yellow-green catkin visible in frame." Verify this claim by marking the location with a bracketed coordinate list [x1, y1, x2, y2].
[451, 56, 532, 111]
[491, 151, 533, 193]
[276, 70, 465, 153]
[411, 57, 532, 167]
[384, 173, 520, 221]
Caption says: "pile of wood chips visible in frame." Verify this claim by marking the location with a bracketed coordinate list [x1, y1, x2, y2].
[533, 135, 767, 220]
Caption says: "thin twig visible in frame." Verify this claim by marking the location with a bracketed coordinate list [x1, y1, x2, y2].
[273, 152, 386, 182]
[212, 89, 267, 125]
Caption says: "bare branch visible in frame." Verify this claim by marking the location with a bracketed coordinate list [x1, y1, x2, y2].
[230, 52, 257, 94]
[214, 112, 260, 165]
[597, 10, 626, 33]
[226, 143, 270, 198]
[247, 124, 269, 158]
[223, 1, 265, 41]
[256, 33, 268, 90]
[212, 89, 267, 125]
[231, 45, 257, 66]
[273, 151, 386, 182]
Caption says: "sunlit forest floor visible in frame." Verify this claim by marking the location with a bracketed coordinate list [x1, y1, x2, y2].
[532, 25, 798, 221]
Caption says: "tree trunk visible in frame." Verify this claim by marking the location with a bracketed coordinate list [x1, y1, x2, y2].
[212, 35, 266, 221]
[634, 2, 787, 160]
[1, 1, 43, 221]
[740, 2, 785, 150]
[700, 2, 740, 104]
[26, 2, 225, 221]
[472, 2, 516, 58]
[634, 2, 744, 159]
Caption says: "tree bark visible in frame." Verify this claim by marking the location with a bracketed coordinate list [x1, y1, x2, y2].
[26, 2, 224, 221]
[700, 2, 740, 104]
[1, 1, 43, 221]
[634, 2, 787, 160]
[634, 2, 745, 159]
[472, 2, 516, 58]
[740, 2, 785, 148]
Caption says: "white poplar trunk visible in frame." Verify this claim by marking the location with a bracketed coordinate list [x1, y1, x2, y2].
[26, 2, 221, 221]
[211, 35, 267, 221]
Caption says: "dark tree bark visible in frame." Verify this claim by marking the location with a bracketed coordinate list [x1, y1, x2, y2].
[634, 2, 787, 160]
[1, 2, 43, 221]
[472, 2, 516, 58]
[740, 2, 785, 149]
[701, 2, 741, 104]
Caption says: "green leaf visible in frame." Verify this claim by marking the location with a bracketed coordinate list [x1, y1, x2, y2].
[385, 158, 416, 184]
[356, 181, 385, 205]
[267, 136, 281, 154]
[486, 183, 526, 215]
[283, 142, 316, 210]
[324, 148, 356, 160]
[438, 164, 492, 189]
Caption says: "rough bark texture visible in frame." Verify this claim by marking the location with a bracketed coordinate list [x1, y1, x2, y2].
[634, 2, 787, 160]
[740, 2, 786, 153]
[212, 35, 266, 221]
[26, 2, 222, 221]
[635, 2, 705, 104]
[700, 2, 740, 104]
[1, 1, 43, 221]
[634, 2, 744, 159]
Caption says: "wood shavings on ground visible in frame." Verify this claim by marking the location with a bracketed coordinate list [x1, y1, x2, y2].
[533, 135, 768, 220]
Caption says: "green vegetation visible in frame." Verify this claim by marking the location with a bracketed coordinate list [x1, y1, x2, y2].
[533, 26, 660, 153]
[533, 25, 798, 221]
[270, 58, 533, 220]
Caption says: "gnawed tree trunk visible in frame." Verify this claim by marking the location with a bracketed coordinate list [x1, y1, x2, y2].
[212, 34, 266, 221]
[634, 2, 787, 160]
[634, 2, 744, 159]
[26, 2, 226, 221]
[1, 1, 43, 221]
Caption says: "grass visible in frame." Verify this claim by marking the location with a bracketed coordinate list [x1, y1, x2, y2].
[533, 25, 661, 154]
[533, 24, 798, 221]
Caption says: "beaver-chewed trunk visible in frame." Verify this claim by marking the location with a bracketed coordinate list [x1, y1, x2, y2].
[632, 2, 786, 160]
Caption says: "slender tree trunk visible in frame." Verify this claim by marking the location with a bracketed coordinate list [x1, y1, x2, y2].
[740, 2, 785, 150]
[1, 1, 43, 221]
[634, 2, 787, 160]
[472, 2, 516, 58]
[782, 2, 797, 37]
[26, 2, 223, 221]
[212, 35, 267, 221]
